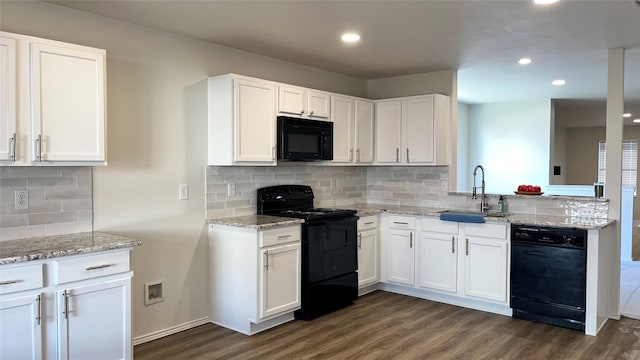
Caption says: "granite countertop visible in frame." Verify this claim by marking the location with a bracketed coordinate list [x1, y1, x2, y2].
[0, 232, 142, 265]
[207, 215, 304, 229]
[206, 205, 613, 231]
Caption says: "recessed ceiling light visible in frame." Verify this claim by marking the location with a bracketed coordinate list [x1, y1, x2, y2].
[341, 33, 360, 43]
[623, 113, 632, 118]
[533, 0, 559, 4]
[552, 79, 566, 86]
[633, 119, 640, 124]
[518, 58, 532, 65]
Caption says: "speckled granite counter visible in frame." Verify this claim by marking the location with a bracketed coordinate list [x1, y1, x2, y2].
[207, 215, 304, 229]
[0, 232, 142, 265]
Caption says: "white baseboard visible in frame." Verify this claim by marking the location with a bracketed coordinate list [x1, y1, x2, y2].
[133, 317, 211, 346]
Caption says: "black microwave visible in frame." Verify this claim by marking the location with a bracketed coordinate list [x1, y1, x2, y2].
[277, 116, 333, 161]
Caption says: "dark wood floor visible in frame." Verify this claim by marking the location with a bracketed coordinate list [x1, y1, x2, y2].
[134, 291, 640, 359]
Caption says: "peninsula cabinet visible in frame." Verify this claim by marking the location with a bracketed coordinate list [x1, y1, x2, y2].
[0, 31, 107, 166]
[374, 94, 450, 166]
[208, 74, 277, 166]
[0, 250, 134, 360]
[277, 84, 330, 120]
[209, 223, 302, 335]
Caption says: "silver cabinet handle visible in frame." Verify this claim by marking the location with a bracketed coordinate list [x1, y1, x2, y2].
[358, 233, 362, 249]
[62, 290, 70, 319]
[277, 234, 292, 239]
[272, 146, 276, 161]
[349, 148, 353, 161]
[36, 294, 42, 326]
[409, 232, 413, 248]
[466, 238, 469, 256]
[451, 236, 455, 254]
[407, 148, 410, 163]
[364, 221, 374, 225]
[309, 111, 314, 116]
[85, 264, 112, 271]
[393, 221, 409, 225]
[396, 148, 399, 163]
[264, 250, 269, 270]
[8, 133, 16, 161]
[0, 279, 22, 286]
[356, 148, 360, 162]
[35, 134, 42, 161]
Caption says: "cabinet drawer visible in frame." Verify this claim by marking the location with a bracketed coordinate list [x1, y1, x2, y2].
[463, 223, 507, 239]
[55, 250, 130, 284]
[420, 217, 458, 234]
[388, 215, 416, 230]
[358, 215, 378, 231]
[260, 226, 301, 248]
[0, 263, 43, 295]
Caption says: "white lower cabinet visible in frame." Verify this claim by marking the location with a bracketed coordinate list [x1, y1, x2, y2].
[57, 277, 131, 360]
[209, 224, 302, 335]
[0, 292, 43, 359]
[381, 214, 510, 314]
[0, 250, 134, 360]
[357, 215, 379, 289]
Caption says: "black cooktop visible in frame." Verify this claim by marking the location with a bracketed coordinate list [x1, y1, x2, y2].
[257, 185, 357, 221]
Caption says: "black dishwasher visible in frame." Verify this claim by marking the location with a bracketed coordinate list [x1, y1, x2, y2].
[510, 224, 587, 331]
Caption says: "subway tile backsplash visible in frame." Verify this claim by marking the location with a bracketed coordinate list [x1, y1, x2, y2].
[0, 167, 93, 241]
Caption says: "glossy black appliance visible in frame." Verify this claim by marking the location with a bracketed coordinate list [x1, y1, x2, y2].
[257, 185, 357, 320]
[510, 224, 588, 331]
[277, 116, 333, 161]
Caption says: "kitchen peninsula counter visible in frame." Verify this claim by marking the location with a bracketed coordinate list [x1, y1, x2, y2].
[0, 232, 142, 265]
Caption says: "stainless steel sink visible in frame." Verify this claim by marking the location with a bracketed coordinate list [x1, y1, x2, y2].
[438, 210, 508, 218]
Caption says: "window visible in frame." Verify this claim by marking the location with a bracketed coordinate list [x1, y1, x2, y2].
[598, 140, 638, 190]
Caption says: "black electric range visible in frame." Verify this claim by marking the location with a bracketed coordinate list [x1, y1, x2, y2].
[257, 185, 358, 320]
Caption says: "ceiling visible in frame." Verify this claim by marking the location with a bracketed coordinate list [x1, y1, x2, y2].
[45, 0, 640, 113]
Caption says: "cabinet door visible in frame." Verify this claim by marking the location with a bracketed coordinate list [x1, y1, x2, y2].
[354, 99, 374, 163]
[464, 237, 508, 302]
[278, 85, 305, 116]
[306, 90, 330, 119]
[0, 36, 17, 162]
[403, 96, 435, 164]
[234, 78, 276, 163]
[0, 293, 43, 360]
[375, 100, 402, 164]
[30, 42, 106, 162]
[259, 242, 301, 319]
[331, 95, 355, 163]
[418, 232, 457, 293]
[357, 229, 378, 288]
[387, 229, 415, 285]
[58, 277, 131, 360]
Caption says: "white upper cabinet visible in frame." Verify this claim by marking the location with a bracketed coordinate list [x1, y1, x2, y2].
[375, 99, 403, 164]
[0, 31, 107, 166]
[277, 85, 305, 117]
[331, 95, 355, 163]
[208, 75, 276, 166]
[375, 94, 450, 166]
[354, 99, 375, 164]
[0, 36, 16, 162]
[31, 43, 106, 162]
[277, 85, 330, 120]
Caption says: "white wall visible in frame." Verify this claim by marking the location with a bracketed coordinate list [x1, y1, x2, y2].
[0, 1, 367, 341]
[457, 103, 470, 191]
[464, 100, 552, 194]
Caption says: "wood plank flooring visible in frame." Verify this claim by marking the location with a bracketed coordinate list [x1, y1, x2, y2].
[134, 291, 640, 359]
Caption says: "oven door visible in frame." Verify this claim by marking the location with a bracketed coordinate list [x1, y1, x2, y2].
[511, 242, 586, 308]
[306, 216, 357, 283]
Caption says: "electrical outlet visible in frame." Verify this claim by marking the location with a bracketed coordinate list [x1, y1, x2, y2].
[179, 184, 189, 200]
[15, 190, 28, 210]
[228, 183, 236, 197]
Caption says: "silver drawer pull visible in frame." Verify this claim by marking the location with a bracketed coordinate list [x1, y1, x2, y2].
[0, 279, 23, 286]
[85, 264, 112, 271]
[393, 221, 409, 225]
[364, 222, 375, 225]
[277, 235, 292, 239]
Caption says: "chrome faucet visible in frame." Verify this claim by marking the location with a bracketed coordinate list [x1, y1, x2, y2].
[472, 165, 490, 212]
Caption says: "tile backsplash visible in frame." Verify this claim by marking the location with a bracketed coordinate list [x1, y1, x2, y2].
[0, 167, 93, 241]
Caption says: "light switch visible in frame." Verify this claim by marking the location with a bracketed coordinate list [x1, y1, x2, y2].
[179, 184, 189, 200]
